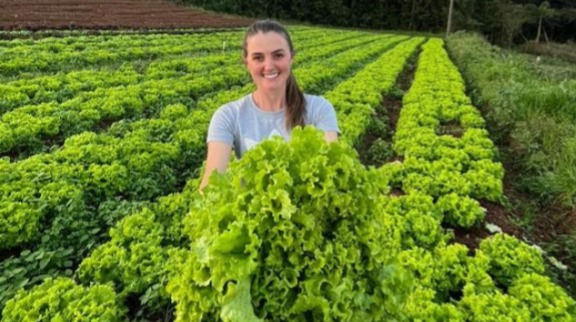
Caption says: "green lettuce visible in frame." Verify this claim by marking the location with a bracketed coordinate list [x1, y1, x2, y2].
[168, 127, 413, 321]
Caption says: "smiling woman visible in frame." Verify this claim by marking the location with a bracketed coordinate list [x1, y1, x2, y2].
[200, 19, 340, 191]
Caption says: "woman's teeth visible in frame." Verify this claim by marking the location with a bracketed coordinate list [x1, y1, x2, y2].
[263, 72, 279, 79]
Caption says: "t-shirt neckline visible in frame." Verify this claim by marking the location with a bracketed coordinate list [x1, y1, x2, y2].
[249, 94, 286, 117]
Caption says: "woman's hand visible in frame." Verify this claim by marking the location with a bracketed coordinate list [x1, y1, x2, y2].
[324, 131, 338, 143]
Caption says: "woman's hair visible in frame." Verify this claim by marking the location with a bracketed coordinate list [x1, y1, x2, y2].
[242, 19, 306, 130]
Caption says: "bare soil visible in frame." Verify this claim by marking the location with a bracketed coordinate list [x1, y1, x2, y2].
[0, 0, 255, 30]
[386, 57, 416, 132]
[452, 199, 524, 253]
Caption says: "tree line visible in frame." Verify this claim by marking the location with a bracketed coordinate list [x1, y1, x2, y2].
[175, 0, 575, 46]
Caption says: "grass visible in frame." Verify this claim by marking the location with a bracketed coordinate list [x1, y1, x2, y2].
[519, 40, 576, 64]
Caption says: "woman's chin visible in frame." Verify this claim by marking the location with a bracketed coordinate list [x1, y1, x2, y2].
[258, 81, 285, 92]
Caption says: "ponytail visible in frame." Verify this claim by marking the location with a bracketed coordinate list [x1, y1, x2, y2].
[285, 72, 306, 129]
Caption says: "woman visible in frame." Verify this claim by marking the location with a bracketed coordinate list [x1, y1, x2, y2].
[200, 20, 340, 190]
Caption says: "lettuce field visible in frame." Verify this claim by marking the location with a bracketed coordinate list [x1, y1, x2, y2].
[0, 26, 574, 321]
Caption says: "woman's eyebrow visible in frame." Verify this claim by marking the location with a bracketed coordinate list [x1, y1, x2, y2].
[251, 49, 286, 56]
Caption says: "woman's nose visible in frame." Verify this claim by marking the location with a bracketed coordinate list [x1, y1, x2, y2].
[264, 57, 274, 69]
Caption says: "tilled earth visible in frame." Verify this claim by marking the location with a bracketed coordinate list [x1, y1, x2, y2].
[0, 0, 255, 30]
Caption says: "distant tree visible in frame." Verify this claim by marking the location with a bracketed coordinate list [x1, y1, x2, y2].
[500, 2, 533, 46]
[528, 1, 556, 42]
[451, 0, 482, 31]
[173, 0, 574, 42]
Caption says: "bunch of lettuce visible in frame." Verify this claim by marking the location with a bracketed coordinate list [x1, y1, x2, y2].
[168, 127, 412, 321]
[2, 277, 123, 321]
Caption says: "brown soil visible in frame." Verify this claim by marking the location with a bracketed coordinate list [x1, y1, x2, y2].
[357, 51, 418, 167]
[452, 199, 524, 253]
[386, 58, 416, 132]
[543, 205, 576, 236]
[450, 152, 531, 252]
[0, 0, 255, 30]
[389, 187, 405, 197]
[383, 94, 402, 133]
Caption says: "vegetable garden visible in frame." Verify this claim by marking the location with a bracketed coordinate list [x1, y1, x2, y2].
[0, 25, 574, 321]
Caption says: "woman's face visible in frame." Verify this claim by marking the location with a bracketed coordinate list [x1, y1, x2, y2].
[244, 31, 294, 93]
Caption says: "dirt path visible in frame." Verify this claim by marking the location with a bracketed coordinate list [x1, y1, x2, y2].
[0, 0, 255, 30]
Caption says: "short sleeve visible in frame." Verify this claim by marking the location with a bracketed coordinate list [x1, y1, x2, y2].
[308, 96, 340, 133]
[207, 105, 235, 145]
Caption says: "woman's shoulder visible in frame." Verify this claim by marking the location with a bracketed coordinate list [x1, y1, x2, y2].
[304, 94, 334, 110]
[214, 94, 251, 115]
[210, 95, 252, 128]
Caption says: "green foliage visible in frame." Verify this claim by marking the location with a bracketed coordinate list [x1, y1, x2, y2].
[2, 27, 574, 321]
[509, 273, 576, 321]
[175, 0, 574, 43]
[329, 37, 424, 146]
[393, 39, 503, 228]
[478, 233, 545, 287]
[436, 193, 485, 228]
[543, 232, 576, 296]
[2, 277, 125, 321]
[463, 251, 496, 296]
[366, 118, 389, 139]
[168, 127, 413, 321]
[447, 32, 576, 207]
[399, 244, 470, 300]
[366, 138, 394, 165]
[459, 290, 532, 321]
[78, 193, 192, 318]
[0, 248, 74, 311]
[380, 161, 405, 189]
[401, 240, 575, 321]
[459, 272, 576, 321]
[0, 199, 148, 316]
[403, 287, 465, 321]
[380, 192, 448, 249]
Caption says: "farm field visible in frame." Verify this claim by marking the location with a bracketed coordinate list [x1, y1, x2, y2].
[1, 15, 575, 322]
[0, 0, 254, 30]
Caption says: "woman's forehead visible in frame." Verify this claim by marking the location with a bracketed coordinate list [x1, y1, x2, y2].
[246, 32, 290, 54]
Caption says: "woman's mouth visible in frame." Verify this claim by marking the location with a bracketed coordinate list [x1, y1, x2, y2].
[263, 72, 279, 79]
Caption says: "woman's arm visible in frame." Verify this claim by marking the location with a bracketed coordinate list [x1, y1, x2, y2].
[199, 141, 233, 191]
[309, 96, 339, 143]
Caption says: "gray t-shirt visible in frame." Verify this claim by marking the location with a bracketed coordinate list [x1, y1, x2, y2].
[207, 93, 339, 158]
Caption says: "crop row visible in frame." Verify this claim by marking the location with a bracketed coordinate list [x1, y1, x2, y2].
[0, 31, 241, 77]
[392, 39, 504, 228]
[0, 29, 368, 114]
[0, 32, 385, 158]
[0, 26, 333, 77]
[326, 37, 424, 144]
[387, 39, 574, 321]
